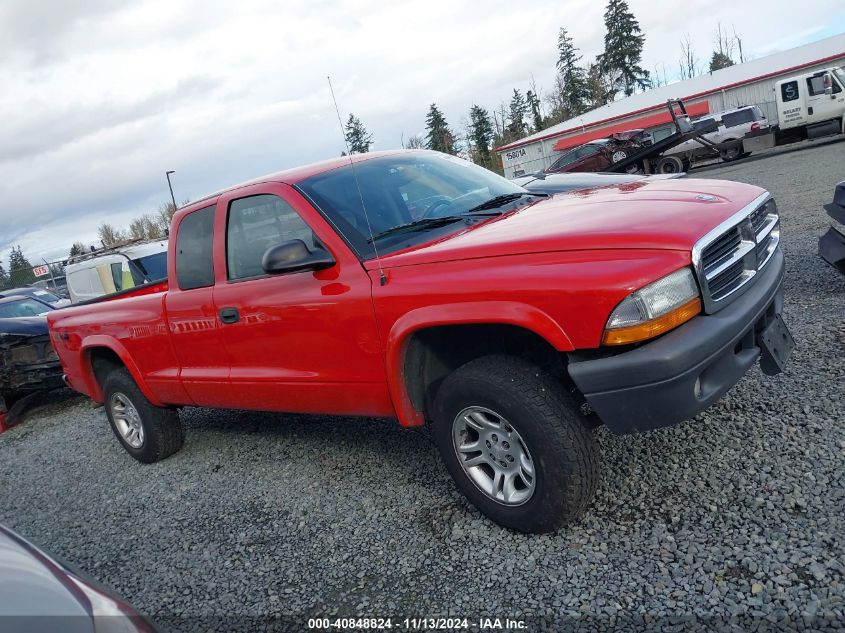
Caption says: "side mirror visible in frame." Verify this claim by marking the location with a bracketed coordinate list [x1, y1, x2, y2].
[261, 239, 335, 275]
[823, 74, 834, 97]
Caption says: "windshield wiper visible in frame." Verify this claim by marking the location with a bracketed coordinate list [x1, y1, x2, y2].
[464, 192, 540, 214]
[368, 216, 466, 242]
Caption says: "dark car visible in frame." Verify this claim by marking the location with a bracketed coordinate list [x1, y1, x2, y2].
[0, 523, 158, 632]
[513, 171, 685, 196]
[0, 286, 71, 308]
[0, 297, 63, 428]
[819, 179, 845, 273]
[544, 130, 650, 174]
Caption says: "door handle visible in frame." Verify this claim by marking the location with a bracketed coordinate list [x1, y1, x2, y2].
[219, 307, 240, 324]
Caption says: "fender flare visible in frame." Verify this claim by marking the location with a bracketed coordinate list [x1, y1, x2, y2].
[80, 336, 165, 406]
[385, 301, 574, 427]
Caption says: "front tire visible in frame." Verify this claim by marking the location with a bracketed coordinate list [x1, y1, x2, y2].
[432, 355, 599, 533]
[102, 368, 183, 463]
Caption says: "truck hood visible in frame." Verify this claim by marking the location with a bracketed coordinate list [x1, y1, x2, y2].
[366, 178, 766, 269]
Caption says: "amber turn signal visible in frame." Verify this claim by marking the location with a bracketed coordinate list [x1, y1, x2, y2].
[602, 298, 702, 346]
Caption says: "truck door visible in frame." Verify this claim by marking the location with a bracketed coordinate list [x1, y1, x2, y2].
[777, 78, 806, 130]
[211, 183, 391, 416]
[164, 202, 234, 407]
[805, 71, 844, 124]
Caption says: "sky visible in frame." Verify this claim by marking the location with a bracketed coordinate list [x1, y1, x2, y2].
[1, 0, 843, 266]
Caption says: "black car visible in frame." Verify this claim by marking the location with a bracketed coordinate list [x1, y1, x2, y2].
[0, 286, 71, 308]
[0, 296, 63, 426]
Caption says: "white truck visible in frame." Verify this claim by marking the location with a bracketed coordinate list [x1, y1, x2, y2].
[745, 66, 845, 152]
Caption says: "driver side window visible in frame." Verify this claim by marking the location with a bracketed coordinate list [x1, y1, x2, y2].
[226, 194, 315, 281]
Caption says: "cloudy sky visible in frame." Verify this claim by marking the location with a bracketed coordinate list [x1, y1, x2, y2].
[1, 0, 843, 265]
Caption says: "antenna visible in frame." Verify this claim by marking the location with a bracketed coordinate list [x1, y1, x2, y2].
[327, 76, 387, 286]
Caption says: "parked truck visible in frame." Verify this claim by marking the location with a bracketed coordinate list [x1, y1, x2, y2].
[47, 150, 793, 533]
[744, 66, 845, 152]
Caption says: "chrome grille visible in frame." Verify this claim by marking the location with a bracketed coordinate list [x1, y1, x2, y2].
[693, 193, 780, 313]
[701, 227, 741, 270]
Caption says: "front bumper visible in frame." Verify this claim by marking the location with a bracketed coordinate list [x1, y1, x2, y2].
[568, 249, 786, 434]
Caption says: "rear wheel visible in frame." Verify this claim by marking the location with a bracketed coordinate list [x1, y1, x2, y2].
[720, 140, 742, 162]
[656, 155, 685, 173]
[432, 355, 599, 533]
[102, 368, 183, 463]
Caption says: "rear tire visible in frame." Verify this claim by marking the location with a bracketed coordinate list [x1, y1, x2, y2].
[656, 155, 685, 173]
[102, 368, 183, 463]
[720, 141, 742, 162]
[432, 355, 599, 533]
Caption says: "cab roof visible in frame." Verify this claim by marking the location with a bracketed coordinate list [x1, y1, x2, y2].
[180, 149, 425, 215]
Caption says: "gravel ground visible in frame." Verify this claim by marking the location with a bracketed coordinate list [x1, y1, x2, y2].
[1, 142, 844, 632]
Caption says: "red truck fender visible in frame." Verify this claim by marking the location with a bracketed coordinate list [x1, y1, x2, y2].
[79, 336, 166, 407]
[385, 301, 574, 427]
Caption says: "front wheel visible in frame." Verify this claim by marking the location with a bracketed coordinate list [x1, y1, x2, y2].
[432, 355, 599, 533]
[102, 368, 183, 463]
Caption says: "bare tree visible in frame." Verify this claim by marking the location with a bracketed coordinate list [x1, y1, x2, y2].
[403, 134, 425, 149]
[714, 22, 736, 61]
[98, 223, 124, 247]
[128, 217, 146, 240]
[652, 63, 670, 87]
[678, 33, 700, 80]
[732, 24, 745, 63]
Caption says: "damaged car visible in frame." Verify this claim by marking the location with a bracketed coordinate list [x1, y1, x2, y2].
[819, 179, 845, 273]
[0, 296, 64, 430]
[544, 129, 650, 174]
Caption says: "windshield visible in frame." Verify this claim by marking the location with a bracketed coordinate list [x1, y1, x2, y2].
[297, 153, 526, 257]
[131, 252, 168, 282]
[835, 67, 845, 88]
[0, 298, 51, 318]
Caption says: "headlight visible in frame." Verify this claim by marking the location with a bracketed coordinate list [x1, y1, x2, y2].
[602, 267, 701, 345]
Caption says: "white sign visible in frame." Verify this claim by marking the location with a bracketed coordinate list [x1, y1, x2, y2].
[32, 265, 50, 277]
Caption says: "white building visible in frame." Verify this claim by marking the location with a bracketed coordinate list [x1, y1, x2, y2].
[496, 32, 845, 178]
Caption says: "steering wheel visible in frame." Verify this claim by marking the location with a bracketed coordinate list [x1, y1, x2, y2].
[422, 199, 454, 219]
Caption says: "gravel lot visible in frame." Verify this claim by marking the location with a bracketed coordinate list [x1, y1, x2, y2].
[1, 141, 844, 632]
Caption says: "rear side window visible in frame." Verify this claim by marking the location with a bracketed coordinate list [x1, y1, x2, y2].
[721, 109, 755, 128]
[226, 194, 315, 280]
[175, 205, 216, 290]
[780, 81, 800, 102]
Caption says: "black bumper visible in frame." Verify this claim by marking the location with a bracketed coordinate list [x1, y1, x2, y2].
[568, 249, 786, 434]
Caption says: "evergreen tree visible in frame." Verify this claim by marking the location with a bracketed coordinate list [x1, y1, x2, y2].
[555, 28, 590, 116]
[507, 89, 528, 140]
[0, 261, 10, 290]
[586, 61, 616, 108]
[526, 90, 543, 132]
[425, 104, 456, 154]
[468, 105, 495, 168]
[69, 242, 86, 257]
[8, 246, 36, 286]
[599, 0, 650, 97]
[709, 51, 734, 72]
[344, 113, 373, 154]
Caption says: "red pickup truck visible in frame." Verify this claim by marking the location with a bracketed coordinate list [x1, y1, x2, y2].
[48, 150, 792, 533]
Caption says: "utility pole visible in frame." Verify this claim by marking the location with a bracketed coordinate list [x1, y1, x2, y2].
[165, 171, 177, 211]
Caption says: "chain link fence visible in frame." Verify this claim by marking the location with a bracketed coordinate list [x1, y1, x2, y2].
[1, 258, 69, 298]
